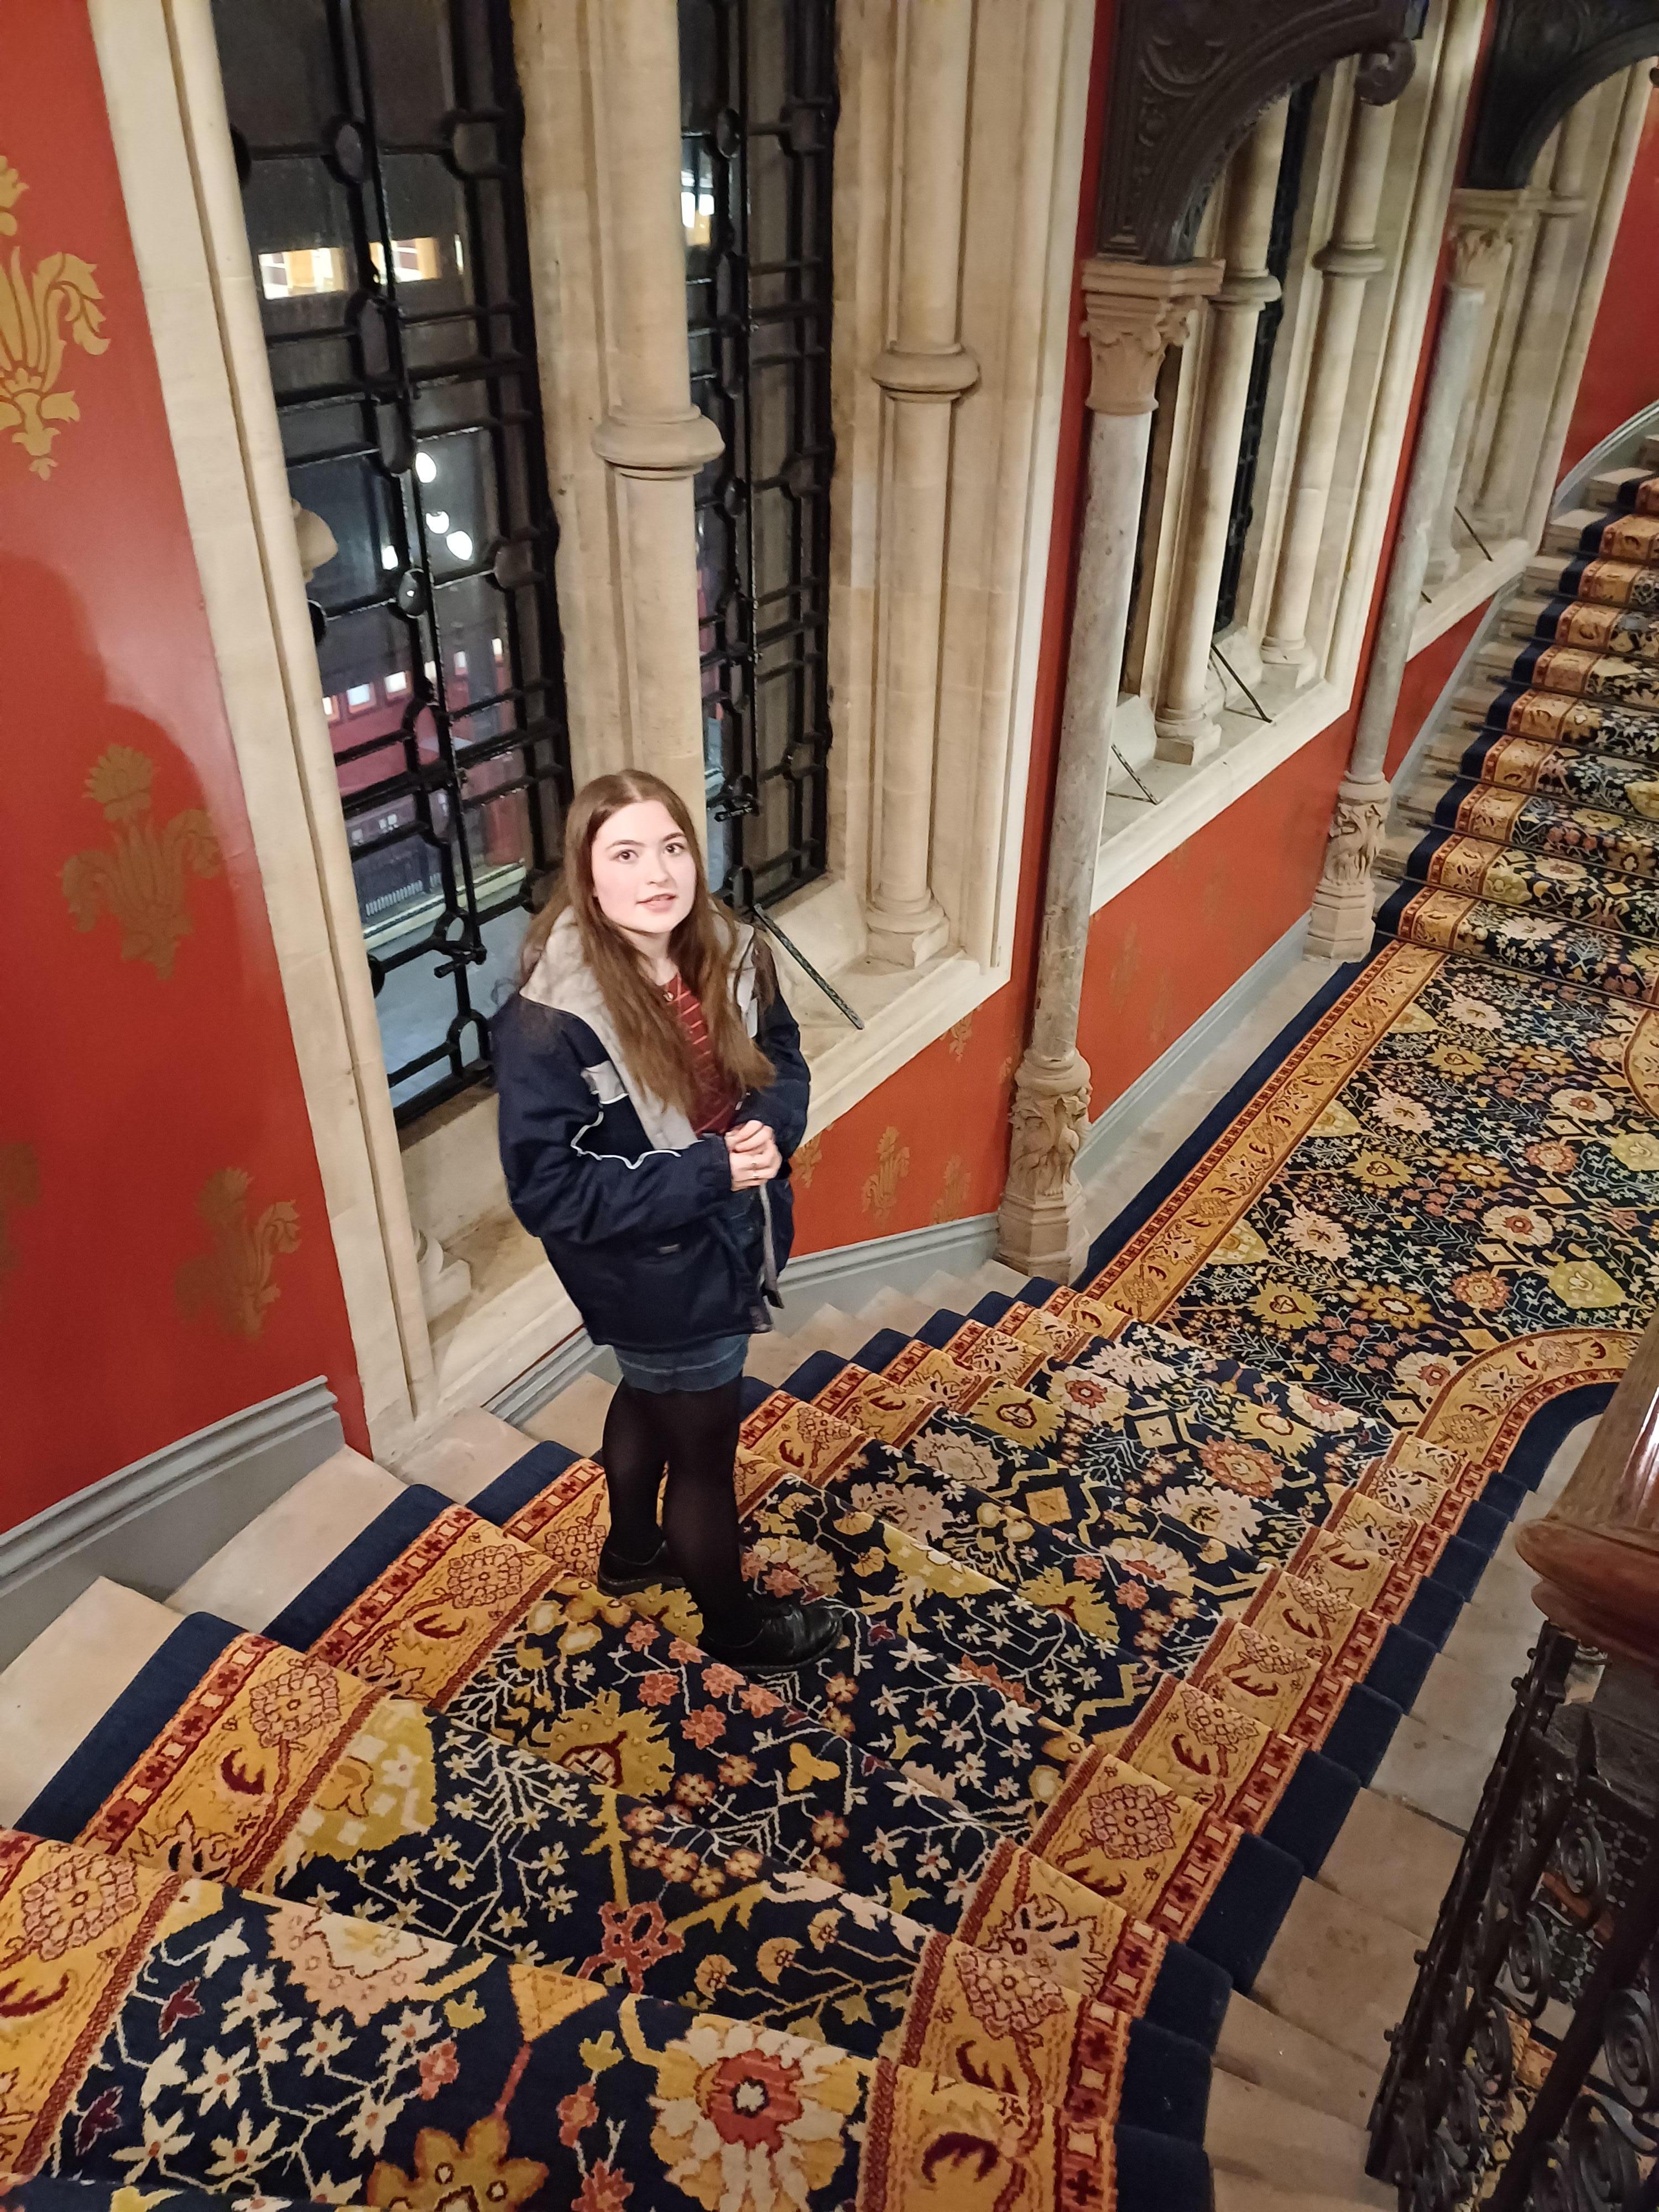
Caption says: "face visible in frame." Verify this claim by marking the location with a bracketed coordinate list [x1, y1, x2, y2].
[587, 797, 698, 943]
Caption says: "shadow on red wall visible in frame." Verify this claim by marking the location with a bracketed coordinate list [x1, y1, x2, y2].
[1, 0, 364, 1524]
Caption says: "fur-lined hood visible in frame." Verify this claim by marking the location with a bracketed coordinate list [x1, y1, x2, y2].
[518, 909, 763, 1152]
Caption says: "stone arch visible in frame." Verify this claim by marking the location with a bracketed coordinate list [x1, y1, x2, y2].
[1465, 0, 1659, 193]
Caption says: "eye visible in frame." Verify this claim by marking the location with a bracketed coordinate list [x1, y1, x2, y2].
[666, 838, 687, 857]
[611, 846, 637, 862]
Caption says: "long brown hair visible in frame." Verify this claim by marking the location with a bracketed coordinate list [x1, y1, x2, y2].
[519, 770, 775, 1116]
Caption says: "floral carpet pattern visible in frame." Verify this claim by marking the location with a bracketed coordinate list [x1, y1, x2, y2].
[7, 482, 1659, 2212]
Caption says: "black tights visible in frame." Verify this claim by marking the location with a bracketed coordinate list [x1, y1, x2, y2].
[601, 1378, 753, 1638]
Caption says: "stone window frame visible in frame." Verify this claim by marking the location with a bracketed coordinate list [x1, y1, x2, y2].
[1086, 5, 1647, 918]
[89, 0, 1095, 1460]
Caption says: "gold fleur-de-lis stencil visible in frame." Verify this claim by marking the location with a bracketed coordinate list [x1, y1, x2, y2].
[861, 1126, 910, 1227]
[947, 1015, 974, 1062]
[0, 1142, 40, 1282]
[0, 156, 110, 479]
[792, 1134, 823, 1188]
[930, 1155, 970, 1226]
[61, 747, 222, 978]
[176, 1168, 301, 1339]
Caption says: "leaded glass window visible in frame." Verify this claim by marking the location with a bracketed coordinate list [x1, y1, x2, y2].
[212, 0, 571, 1124]
[681, 0, 836, 909]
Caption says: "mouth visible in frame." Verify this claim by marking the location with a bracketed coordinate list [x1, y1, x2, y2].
[639, 894, 679, 912]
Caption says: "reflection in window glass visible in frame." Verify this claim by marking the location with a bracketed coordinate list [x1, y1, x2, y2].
[212, 0, 571, 1124]
[681, 0, 836, 910]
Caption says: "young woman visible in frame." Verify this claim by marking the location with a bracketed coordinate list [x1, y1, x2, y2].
[493, 770, 841, 1668]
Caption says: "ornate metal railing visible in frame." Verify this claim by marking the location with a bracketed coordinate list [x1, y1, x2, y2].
[1370, 1314, 1659, 2212]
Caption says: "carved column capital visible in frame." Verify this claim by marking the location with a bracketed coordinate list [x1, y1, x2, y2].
[1079, 257, 1224, 417]
[1305, 776, 1392, 963]
[1446, 186, 1521, 294]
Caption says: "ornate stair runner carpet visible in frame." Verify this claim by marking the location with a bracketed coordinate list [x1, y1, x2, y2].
[1379, 465, 1659, 1005]
[7, 468, 1659, 2212]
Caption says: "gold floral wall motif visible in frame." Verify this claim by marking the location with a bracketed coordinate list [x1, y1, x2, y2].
[792, 1134, 823, 1188]
[176, 1168, 300, 1339]
[930, 1156, 971, 1225]
[861, 1126, 911, 1227]
[0, 157, 109, 479]
[947, 1015, 974, 1061]
[62, 747, 222, 978]
[0, 1142, 40, 1281]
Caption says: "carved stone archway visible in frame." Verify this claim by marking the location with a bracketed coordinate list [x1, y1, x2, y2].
[1094, 0, 1432, 263]
[1466, 0, 1659, 193]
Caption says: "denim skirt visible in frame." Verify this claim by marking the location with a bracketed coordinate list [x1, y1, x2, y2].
[614, 1332, 750, 1394]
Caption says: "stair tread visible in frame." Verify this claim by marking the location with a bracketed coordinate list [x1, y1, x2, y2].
[169, 1450, 400, 1629]
[0, 1579, 180, 1825]
[518, 1371, 614, 1453]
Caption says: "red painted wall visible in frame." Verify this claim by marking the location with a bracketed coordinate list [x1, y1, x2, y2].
[1562, 85, 1659, 476]
[0, 0, 366, 1526]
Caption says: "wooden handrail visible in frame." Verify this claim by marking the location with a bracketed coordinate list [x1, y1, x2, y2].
[1516, 1307, 1659, 1672]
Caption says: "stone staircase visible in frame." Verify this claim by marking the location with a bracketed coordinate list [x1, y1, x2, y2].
[1378, 435, 1659, 1003]
[0, 1254, 1587, 2211]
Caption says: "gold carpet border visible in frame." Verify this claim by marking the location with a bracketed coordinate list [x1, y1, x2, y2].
[1626, 1010, 1659, 1117]
[1414, 1329, 1637, 1474]
[1089, 941, 1444, 1319]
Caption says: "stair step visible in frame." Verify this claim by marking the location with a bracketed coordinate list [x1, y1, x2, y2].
[1249, 1876, 1421, 2074]
[1213, 2182, 1389, 2212]
[1588, 463, 1648, 509]
[1544, 506, 1611, 554]
[518, 1370, 614, 1453]
[1206, 2071, 1392, 2207]
[1316, 1789, 1461, 1942]
[400, 1407, 531, 1503]
[790, 1304, 870, 1358]
[745, 1329, 820, 1384]
[398, 1405, 535, 1499]
[1640, 432, 1659, 471]
[169, 1450, 402, 1629]
[0, 1579, 180, 1824]
[856, 1286, 936, 1333]
[1214, 1995, 1380, 2133]
[1388, 827, 1659, 935]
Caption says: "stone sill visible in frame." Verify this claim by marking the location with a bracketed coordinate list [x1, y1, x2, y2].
[1091, 679, 1347, 915]
[396, 906, 1004, 1448]
[1410, 533, 1530, 656]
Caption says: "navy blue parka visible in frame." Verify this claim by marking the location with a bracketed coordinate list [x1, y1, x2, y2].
[493, 912, 810, 1353]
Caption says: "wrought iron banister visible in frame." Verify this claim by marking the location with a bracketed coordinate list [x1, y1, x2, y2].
[1369, 1308, 1659, 2211]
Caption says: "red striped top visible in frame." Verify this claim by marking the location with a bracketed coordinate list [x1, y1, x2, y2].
[663, 973, 739, 1134]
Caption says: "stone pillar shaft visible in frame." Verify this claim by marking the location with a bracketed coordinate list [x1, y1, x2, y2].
[1422, 188, 1520, 589]
[1261, 95, 1397, 674]
[1153, 101, 1288, 768]
[1470, 98, 1601, 539]
[1306, 211, 1512, 963]
[865, 0, 979, 967]
[998, 258, 1220, 1281]
[589, 0, 723, 831]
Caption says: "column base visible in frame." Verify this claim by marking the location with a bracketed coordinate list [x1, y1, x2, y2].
[1305, 877, 1382, 963]
[1154, 707, 1222, 767]
[865, 900, 952, 968]
[1214, 625, 1263, 691]
[997, 1049, 1094, 1285]
[1305, 775, 1392, 963]
[1259, 636, 1318, 685]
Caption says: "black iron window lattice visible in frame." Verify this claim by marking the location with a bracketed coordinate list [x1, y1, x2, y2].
[213, 0, 572, 1125]
[682, 0, 836, 914]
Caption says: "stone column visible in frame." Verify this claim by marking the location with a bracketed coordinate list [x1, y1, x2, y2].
[1305, 213, 1512, 962]
[864, 0, 979, 967]
[998, 258, 1222, 1281]
[1260, 92, 1399, 677]
[589, 0, 723, 831]
[1521, 67, 1655, 548]
[1469, 95, 1602, 542]
[1422, 188, 1520, 588]
[1152, 101, 1288, 767]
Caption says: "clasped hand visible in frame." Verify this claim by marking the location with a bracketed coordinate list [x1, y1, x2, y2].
[726, 1118, 782, 1190]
